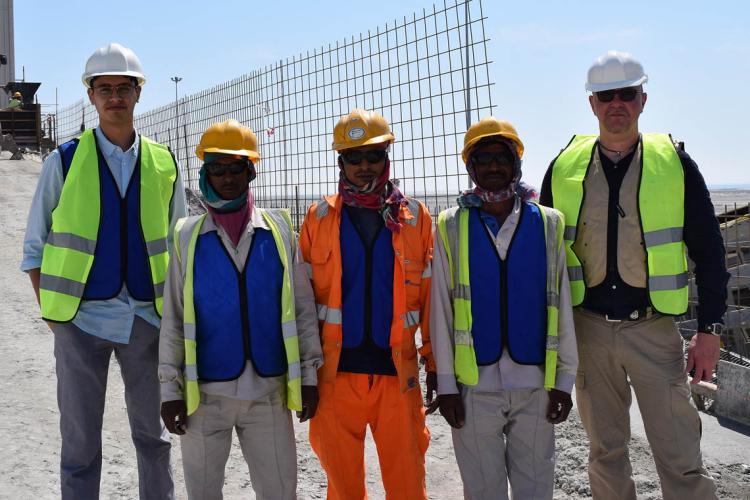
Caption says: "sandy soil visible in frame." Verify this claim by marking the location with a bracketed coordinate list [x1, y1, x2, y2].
[1, 154, 748, 499]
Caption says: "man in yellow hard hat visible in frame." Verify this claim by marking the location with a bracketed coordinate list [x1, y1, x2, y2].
[300, 109, 434, 499]
[540, 50, 726, 499]
[21, 43, 185, 499]
[430, 117, 578, 499]
[7, 91, 22, 109]
[159, 119, 323, 499]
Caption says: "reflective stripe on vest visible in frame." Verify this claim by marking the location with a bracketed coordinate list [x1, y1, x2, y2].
[313, 197, 423, 338]
[437, 202, 564, 389]
[178, 209, 302, 415]
[39, 130, 176, 321]
[550, 133, 688, 314]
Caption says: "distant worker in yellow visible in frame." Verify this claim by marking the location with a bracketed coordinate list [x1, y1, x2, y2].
[7, 91, 22, 109]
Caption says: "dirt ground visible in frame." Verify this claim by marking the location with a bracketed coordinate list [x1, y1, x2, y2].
[1, 154, 748, 499]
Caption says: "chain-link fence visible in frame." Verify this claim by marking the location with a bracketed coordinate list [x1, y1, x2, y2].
[56, 0, 494, 228]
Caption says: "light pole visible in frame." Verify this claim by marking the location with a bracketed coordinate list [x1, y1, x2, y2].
[170, 76, 182, 160]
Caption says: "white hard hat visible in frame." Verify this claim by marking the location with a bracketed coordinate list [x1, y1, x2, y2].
[585, 50, 647, 92]
[82, 43, 146, 88]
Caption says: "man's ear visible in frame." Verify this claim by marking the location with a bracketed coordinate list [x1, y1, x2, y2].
[588, 94, 598, 117]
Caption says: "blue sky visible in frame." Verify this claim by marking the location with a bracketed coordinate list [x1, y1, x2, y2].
[13, 0, 750, 187]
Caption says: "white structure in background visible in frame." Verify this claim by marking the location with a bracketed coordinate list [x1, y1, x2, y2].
[0, 0, 16, 109]
[0, 0, 15, 108]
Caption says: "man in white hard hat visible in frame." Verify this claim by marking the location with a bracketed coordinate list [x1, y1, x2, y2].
[540, 50, 727, 499]
[21, 42, 186, 499]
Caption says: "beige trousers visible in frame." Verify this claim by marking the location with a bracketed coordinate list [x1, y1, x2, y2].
[180, 391, 296, 500]
[573, 309, 717, 500]
[451, 388, 555, 500]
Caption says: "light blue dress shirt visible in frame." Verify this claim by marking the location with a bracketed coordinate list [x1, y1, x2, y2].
[22, 127, 188, 344]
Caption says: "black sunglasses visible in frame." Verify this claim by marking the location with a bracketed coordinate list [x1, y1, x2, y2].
[471, 151, 515, 167]
[204, 161, 251, 177]
[340, 149, 387, 165]
[594, 88, 640, 103]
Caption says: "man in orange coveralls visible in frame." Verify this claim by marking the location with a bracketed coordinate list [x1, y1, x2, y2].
[301, 108, 435, 499]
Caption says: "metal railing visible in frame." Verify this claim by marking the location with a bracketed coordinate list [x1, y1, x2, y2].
[681, 202, 750, 360]
[55, 0, 494, 228]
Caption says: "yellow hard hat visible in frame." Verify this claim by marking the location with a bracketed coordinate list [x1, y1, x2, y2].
[462, 117, 524, 163]
[332, 109, 395, 151]
[196, 119, 260, 162]
[12, 91, 21, 98]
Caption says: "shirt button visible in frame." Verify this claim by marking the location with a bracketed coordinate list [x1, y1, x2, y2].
[611, 285, 617, 290]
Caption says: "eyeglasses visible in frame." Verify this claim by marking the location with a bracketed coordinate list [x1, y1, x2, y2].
[92, 84, 137, 99]
[470, 151, 515, 167]
[340, 149, 387, 165]
[594, 88, 640, 103]
[204, 161, 251, 176]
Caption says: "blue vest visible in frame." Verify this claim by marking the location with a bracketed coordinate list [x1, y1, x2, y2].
[468, 203, 547, 365]
[59, 139, 153, 301]
[340, 208, 395, 350]
[193, 229, 287, 380]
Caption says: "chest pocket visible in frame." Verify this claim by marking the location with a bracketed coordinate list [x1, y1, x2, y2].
[403, 257, 425, 311]
[310, 245, 333, 293]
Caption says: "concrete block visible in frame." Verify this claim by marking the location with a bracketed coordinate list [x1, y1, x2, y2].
[716, 360, 750, 426]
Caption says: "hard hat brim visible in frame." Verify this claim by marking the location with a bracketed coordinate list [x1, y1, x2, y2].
[197, 147, 261, 162]
[585, 75, 648, 93]
[462, 133, 524, 163]
[332, 133, 395, 151]
[82, 70, 146, 88]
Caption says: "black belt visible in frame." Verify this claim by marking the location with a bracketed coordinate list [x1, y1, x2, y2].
[585, 306, 653, 322]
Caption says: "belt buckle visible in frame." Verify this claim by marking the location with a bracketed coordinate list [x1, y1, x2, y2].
[604, 314, 622, 323]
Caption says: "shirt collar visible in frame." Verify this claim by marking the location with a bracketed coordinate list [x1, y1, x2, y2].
[94, 127, 140, 159]
[479, 196, 521, 224]
[202, 205, 269, 233]
[479, 196, 522, 240]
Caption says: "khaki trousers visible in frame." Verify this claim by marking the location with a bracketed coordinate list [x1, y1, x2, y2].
[451, 388, 555, 500]
[573, 309, 717, 500]
[180, 391, 296, 500]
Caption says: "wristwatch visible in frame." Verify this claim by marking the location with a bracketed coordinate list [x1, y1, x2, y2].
[701, 323, 724, 336]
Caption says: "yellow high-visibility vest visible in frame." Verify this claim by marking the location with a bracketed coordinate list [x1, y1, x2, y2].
[550, 133, 688, 314]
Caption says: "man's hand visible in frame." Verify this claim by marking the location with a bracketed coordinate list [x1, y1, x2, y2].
[435, 393, 465, 429]
[546, 388, 573, 424]
[686, 333, 720, 384]
[424, 371, 438, 413]
[28, 268, 55, 330]
[161, 400, 187, 435]
[297, 385, 319, 423]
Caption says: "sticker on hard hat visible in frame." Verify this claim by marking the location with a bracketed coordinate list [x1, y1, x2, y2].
[348, 127, 366, 140]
